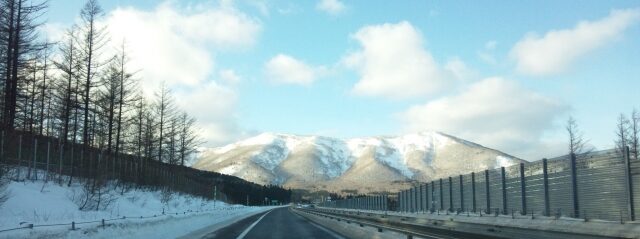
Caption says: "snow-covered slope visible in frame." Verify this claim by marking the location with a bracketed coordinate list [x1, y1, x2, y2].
[0, 179, 271, 239]
[193, 132, 523, 194]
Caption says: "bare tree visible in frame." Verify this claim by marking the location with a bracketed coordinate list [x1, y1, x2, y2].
[1, 0, 47, 129]
[615, 113, 630, 154]
[98, 61, 119, 154]
[113, 41, 136, 165]
[131, 93, 147, 182]
[78, 0, 109, 146]
[155, 82, 175, 163]
[566, 116, 589, 155]
[178, 112, 200, 166]
[630, 109, 639, 160]
[53, 27, 80, 143]
[36, 41, 51, 135]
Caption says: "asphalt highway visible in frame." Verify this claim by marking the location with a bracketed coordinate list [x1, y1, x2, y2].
[200, 207, 345, 239]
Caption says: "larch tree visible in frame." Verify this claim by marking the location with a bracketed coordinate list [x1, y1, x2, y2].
[155, 82, 175, 163]
[0, 0, 46, 129]
[77, 0, 109, 146]
[53, 27, 80, 143]
[177, 111, 200, 166]
[566, 116, 589, 155]
[629, 109, 639, 159]
[614, 113, 630, 154]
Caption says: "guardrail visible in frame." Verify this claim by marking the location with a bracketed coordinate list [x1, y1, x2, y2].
[0, 206, 244, 234]
[296, 207, 628, 239]
[294, 207, 469, 239]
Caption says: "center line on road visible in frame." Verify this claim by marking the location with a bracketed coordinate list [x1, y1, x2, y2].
[236, 210, 272, 239]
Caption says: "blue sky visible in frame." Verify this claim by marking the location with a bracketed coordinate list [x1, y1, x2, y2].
[44, 0, 640, 160]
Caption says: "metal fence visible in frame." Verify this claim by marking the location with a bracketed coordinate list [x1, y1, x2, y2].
[0, 130, 214, 199]
[320, 147, 639, 222]
[319, 195, 391, 211]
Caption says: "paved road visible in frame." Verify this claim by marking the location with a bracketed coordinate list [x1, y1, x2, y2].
[200, 207, 345, 239]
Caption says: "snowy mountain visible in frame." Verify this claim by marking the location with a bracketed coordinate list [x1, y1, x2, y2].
[192, 132, 523, 194]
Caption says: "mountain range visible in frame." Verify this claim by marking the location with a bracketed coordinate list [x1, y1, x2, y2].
[192, 132, 523, 195]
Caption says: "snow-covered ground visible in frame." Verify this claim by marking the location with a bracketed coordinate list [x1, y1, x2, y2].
[0, 178, 274, 239]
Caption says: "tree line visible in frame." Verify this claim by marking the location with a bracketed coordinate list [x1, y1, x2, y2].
[1, 0, 201, 167]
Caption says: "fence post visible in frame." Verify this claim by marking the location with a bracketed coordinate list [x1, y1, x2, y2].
[407, 188, 413, 212]
[459, 175, 464, 212]
[624, 146, 636, 221]
[407, 188, 410, 212]
[413, 186, 417, 212]
[17, 134, 22, 180]
[520, 163, 527, 215]
[570, 153, 580, 218]
[0, 130, 4, 161]
[423, 184, 427, 212]
[501, 167, 507, 214]
[400, 190, 404, 212]
[430, 181, 435, 211]
[406, 190, 409, 212]
[59, 143, 64, 183]
[543, 158, 550, 216]
[472, 172, 476, 212]
[31, 138, 38, 180]
[485, 170, 490, 213]
[420, 185, 424, 212]
[46, 140, 50, 181]
[448, 177, 453, 212]
[399, 190, 403, 212]
[439, 178, 444, 211]
[415, 186, 420, 212]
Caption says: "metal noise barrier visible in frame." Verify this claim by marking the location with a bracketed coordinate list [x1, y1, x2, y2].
[319, 147, 639, 222]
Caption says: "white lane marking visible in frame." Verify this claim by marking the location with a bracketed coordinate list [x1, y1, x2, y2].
[236, 210, 272, 239]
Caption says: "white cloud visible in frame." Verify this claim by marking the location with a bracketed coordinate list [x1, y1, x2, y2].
[41, 22, 67, 42]
[345, 21, 461, 99]
[510, 8, 640, 76]
[174, 81, 240, 146]
[100, 2, 261, 146]
[265, 54, 325, 85]
[401, 77, 569, 159]
[477, 40, 498, 65]
[106, 3, 260, 91]
[316, 0, 345, 15]
[219, 69, 242, 84]
[444, 58, 473, 82]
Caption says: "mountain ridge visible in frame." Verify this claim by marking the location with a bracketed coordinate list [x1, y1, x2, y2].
[193, 131, 524, 194]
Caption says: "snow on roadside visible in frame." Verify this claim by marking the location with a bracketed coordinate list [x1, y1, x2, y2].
[0, 179, 274, 239]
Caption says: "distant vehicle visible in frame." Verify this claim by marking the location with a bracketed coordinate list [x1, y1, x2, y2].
[294, 204, 315, 209]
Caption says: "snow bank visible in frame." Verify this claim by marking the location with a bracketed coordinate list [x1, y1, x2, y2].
[0, 179, 273, 239]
